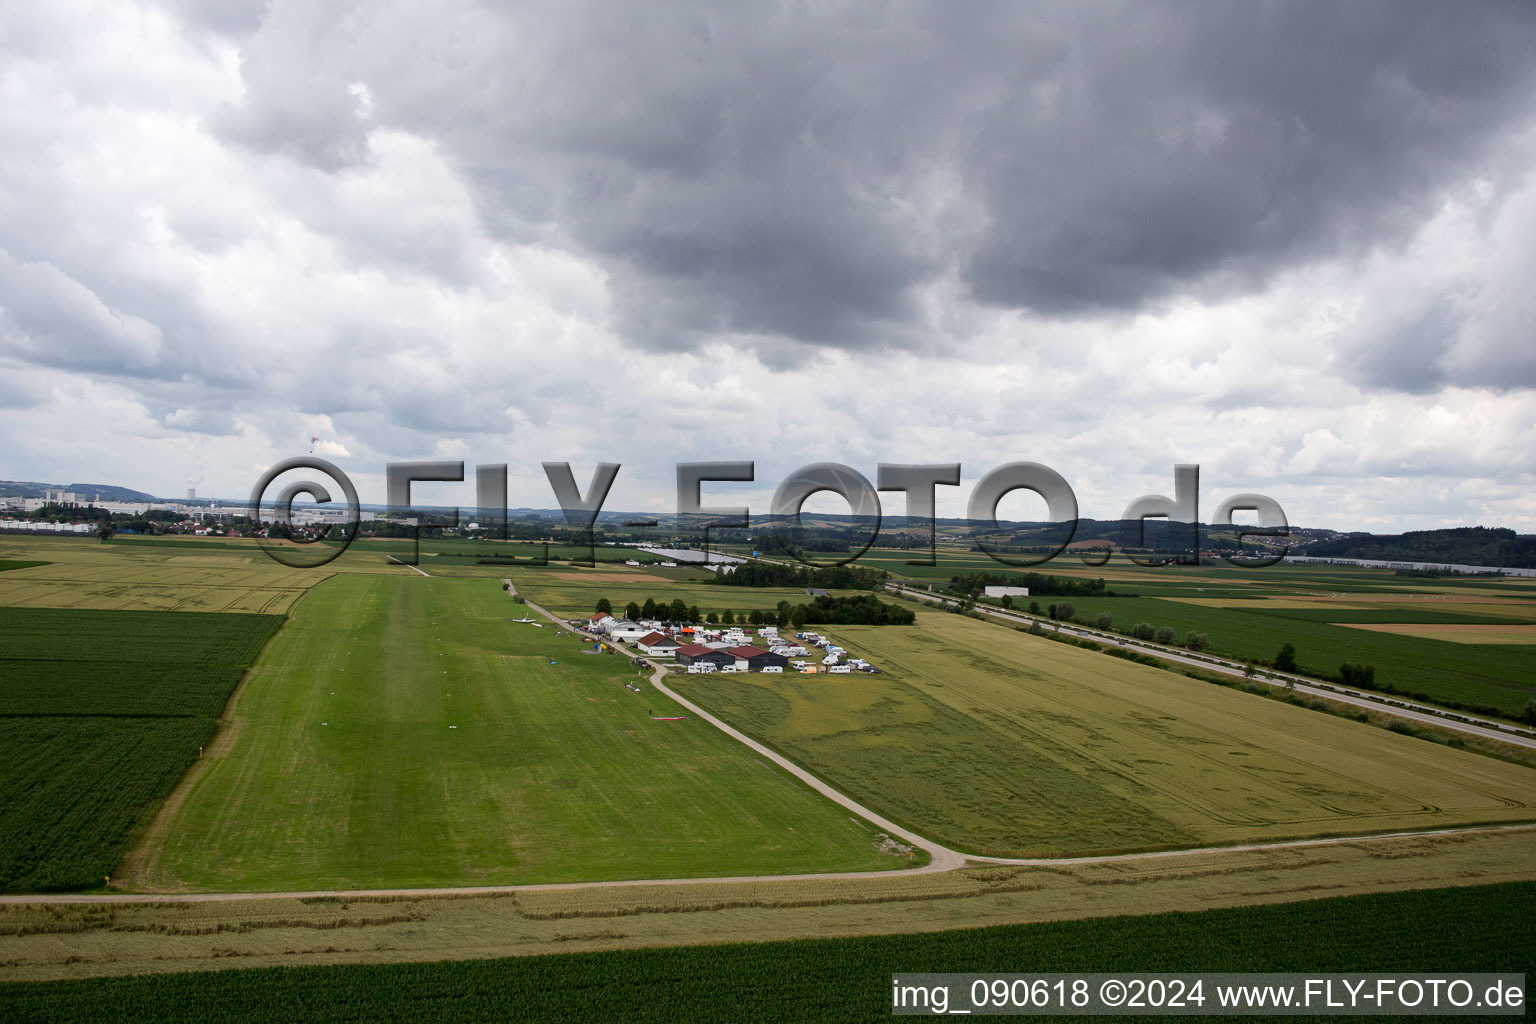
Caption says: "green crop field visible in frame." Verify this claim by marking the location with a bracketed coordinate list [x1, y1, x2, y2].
[126, 574, 906, 891]
[673, 611, 1536, 857]
[0, 559, 47, 572]
[0, 609, 281, 892]
[1025, 595, 1536, 715]
[3, 881, 1530, 1022]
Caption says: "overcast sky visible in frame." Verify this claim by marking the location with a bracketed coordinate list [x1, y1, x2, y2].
[3, 1, 1535, 531]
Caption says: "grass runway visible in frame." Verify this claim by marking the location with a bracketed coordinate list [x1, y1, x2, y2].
[123, 574, 904, 891]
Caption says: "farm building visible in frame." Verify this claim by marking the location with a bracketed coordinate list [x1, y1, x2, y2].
[983, 586, 1030, 598]
[674, 644, 736, 670]
[635, 632, 681, 656]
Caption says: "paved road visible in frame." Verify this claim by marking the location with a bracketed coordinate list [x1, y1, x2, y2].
[889, 585, 1536, 752]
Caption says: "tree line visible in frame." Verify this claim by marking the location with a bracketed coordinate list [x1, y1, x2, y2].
[717, 561, 886, 589]
[596, 593, 913, 628]
[952, 571, 1112, 598]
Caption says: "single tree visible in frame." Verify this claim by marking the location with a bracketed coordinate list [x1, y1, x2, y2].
[706, 611, 719, 624]
[748, 608, 764, 625]
[1027, 600, 1041, 615]
[96, 521, 115, 543]
[1095, 612, 1114, 630]
[688, 605, 701, 623]
[640, 597, 658, 620]
[595, 597, 612, 614]
[1523, 698, 1536, 726]
[1055, 601, 1075, 621]
[1274, 642, 1297, 673]
[722, 609, 735, 624]
[1000, 595, 1013, 609]
[1184, 632, 1208, 652]
[1339, 663, 1376, 689]
[1132, 622, 1154, 640]
[1047, 603, 1058, 619]
[1155, 626, 1176, 645]
[625, 601, 642, 621]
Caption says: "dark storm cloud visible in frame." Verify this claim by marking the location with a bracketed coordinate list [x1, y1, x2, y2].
[962, 3, 1536, 316]
[238, 0, 1536, 357]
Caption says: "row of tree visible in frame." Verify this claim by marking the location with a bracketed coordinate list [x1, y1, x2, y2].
[1308, 526, 1536, 569]
[716, 561, 886, 589]
[595, 593, 914, 628]
[955, 571, 1110, 598]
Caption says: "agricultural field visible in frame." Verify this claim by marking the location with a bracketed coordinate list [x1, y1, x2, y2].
[5, 824, 1535, 982]
[1018, 594, 1536, 716]
[0, 536, 420, 614]
[1338, 622, 1536, 644]
[0, 609, 281, 892]
[673, 611, 1536, 857]
[124, 573, 905, 892]
[3, 881, 1531, 1021]
[510, 567, 866, 619]
[860, 547, 1536, 715]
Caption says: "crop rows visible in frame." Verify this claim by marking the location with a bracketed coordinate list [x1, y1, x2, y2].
[0, 608, 280, 669]
[0, 718, 211, 891]
[2, 881, 1531, 1022]
[0, 608, 282, 891]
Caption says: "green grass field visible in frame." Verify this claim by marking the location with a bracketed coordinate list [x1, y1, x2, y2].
[0, 609, 281, 892]
[3, 881, 1530, 1022]
[673, 611, 1536, 857]
[126, 574, 906, 891]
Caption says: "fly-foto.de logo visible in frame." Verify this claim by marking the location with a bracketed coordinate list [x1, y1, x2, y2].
[247, 458, 1287, 570]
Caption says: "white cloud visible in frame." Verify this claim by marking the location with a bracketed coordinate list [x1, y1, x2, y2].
[0, 1, 1532, 533]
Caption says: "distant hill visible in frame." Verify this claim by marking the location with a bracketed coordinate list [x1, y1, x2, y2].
[0, 480, 157, 503]
[1307, 526, 1536, 569]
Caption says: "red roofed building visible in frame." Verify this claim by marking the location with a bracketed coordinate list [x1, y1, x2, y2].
[636, 632, 681, 656]
[674, 644, 735, 669]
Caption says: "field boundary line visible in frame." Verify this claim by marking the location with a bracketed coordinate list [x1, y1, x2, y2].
[110, 587, 317, 890]
[7, 823, 1535, 905]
